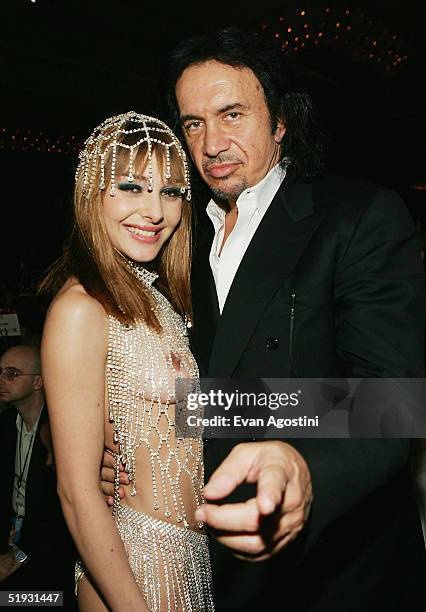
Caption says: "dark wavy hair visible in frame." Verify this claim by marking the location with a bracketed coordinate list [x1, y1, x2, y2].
[166, 26, 325, 181]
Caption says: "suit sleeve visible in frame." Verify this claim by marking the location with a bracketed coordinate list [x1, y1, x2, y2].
[20, 424, 76, 567]
[0, 410, 15, 554]
[291, 187, 425, 550]
[335, 187, 424, 378]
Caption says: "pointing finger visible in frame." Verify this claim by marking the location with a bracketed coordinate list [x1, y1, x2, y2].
[195, 498, 260, 532]
[203, 443, 261, 500]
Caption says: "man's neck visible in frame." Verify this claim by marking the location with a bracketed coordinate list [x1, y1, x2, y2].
[219, 207, 239, 256]
[15, 395, 44, 431]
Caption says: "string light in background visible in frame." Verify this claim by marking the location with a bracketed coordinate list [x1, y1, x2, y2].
[1, 4, 416, 156]
[0, 128, 81, 155]
[261, 5, 412, 75]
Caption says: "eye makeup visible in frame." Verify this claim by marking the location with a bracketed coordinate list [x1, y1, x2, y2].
[117, 181, 144, 193]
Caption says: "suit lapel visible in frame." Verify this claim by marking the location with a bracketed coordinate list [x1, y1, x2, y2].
[208, 179, 329, 377]
[25, 405, 45, 494]
[190, 211, 220, 375]
[3, 409, 18, 504]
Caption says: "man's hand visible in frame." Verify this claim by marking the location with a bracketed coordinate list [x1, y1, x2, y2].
[100, 449, 129, 506]
[0, 550, 23, 582]
[195, 441, 313, 561]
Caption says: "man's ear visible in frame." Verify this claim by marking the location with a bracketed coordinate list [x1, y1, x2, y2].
[33, 375, 43, 391]
[274, 117, 286, 144]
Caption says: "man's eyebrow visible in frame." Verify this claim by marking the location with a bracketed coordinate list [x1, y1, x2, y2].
[180, 113, 202, 125]
[180, 103, 247, 124]
[217, 102, 247, 114]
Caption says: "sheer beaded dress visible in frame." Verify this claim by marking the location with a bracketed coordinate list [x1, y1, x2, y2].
[74, 264, 214, 611]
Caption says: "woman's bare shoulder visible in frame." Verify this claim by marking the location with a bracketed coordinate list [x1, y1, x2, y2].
[45, 277, 107, 336]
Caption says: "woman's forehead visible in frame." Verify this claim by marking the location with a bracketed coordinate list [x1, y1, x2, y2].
[115, 144, 185, 178]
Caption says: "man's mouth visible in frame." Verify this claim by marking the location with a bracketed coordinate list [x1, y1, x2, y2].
[204, 163, 241, 179]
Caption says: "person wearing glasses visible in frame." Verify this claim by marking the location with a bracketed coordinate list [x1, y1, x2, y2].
[0, 344, 76, 607]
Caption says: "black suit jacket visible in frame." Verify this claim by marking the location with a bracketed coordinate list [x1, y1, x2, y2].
[0, 405, 77, 609]
[191, 174, 426, 611]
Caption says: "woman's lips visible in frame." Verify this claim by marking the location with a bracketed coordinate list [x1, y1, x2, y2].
[205, 163, 240, 178]
[124, 225, 163, 243]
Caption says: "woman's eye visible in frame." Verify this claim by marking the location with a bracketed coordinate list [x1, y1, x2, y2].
[117, 182, 143, 194]
[161, 188, 182, 199]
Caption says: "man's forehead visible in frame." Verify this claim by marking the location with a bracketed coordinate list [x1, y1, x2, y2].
[176, 61, 262, 114]
[180, 61, 257, 85]
[1, 348, 34, 368]
[1, 353, 22, 368]
[0, 360, 20, 371]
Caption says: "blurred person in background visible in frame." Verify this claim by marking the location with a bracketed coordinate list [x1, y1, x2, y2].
[0, 344, 76, 609]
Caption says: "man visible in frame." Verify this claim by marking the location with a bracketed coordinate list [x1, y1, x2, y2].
[0, 345, 76, 609]
[102, 28, 426, 610]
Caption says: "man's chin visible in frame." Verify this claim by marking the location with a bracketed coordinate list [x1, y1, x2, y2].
[207, 179, 249, 202]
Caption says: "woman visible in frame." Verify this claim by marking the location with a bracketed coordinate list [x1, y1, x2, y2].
[40, 112, 214, 612]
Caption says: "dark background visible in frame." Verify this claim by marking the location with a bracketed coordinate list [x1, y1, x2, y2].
[1, 0, 425, 326]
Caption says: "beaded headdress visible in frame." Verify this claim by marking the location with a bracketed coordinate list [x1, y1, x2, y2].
[75, 111, 191, 200]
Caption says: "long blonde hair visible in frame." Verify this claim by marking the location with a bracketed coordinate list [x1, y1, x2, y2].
[40, 116, 192, 330]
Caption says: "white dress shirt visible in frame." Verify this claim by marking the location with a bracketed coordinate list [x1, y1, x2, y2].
[207, 163, 287, 313]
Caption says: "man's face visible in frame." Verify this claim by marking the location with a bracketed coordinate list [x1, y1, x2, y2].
[0, 348, 41, 405]
[175, 60, 285, 202]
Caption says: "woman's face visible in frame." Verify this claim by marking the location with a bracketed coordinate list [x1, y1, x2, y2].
[103, 153, 184, 262]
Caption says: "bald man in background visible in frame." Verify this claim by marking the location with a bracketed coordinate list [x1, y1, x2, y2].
[0, 345, 77, 610]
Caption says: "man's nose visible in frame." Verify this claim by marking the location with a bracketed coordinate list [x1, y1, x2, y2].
[203, 122, 230, 158]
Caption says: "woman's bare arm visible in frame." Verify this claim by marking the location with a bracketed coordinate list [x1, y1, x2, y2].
[41, 287, 148, 611]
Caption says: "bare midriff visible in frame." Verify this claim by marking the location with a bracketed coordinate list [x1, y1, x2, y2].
[104, 400, 204, 532]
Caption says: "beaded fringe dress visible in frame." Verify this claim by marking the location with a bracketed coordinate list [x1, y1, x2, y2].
[74, 266, 214, 611]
